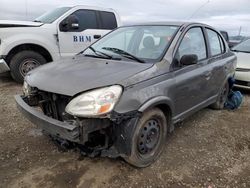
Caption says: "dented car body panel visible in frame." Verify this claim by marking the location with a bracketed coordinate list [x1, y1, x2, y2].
[15, 22, 237, 160]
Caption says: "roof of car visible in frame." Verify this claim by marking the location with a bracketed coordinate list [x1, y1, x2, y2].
[124, 21, 208, 27]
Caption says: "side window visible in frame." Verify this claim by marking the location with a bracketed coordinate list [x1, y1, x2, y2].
[99, 11, 117, 30]
[206, 29, 223, 56]
[219, 35, 225, 53]
[177, 27, 207, 62]
[63, 9, 98, 32]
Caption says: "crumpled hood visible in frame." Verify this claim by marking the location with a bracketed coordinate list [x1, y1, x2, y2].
[235, 52, 250, 69]
[26, 56, 153, 96]
[0, 20, 43, 27]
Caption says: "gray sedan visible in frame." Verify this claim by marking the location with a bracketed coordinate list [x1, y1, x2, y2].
[15, 22, 236, 167]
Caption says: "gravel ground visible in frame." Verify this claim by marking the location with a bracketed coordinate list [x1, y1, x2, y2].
[0, 73, 250, 188]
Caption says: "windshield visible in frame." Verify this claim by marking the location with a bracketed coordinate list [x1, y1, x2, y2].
[34, 7, 71, 24]
[232, 39, 250, 53]
[83, 25, 179, 63]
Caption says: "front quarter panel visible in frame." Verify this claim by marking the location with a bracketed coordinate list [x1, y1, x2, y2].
[114, 65, 175, 114]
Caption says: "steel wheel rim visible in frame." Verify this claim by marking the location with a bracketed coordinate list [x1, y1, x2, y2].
[137, 119, 161, 155]
[19, 59, 40, 76]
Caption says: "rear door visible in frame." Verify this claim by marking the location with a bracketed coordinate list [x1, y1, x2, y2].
[172, 27, 210, 117]
[58, 10, 116, 58]
[205, 28, 229, 97]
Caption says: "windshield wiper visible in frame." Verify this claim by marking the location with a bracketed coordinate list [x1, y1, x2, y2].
[232, 49, 250, 53]
[89, 46, 113, 59]
[79, 46, 114, 59]
[102, 47, 145, 63]
[33, 20, 41, 23]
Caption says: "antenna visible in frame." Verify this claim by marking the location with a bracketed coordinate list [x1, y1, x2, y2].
[238, 26, 242, 36]
[188, 0, 210, 20]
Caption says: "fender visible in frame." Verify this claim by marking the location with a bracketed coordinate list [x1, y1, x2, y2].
[138, 95, 174, 113]
[113, 96, 174, 157]
[2, 33, 60, 62]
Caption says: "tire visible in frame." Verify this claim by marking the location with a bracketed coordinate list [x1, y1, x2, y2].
[124, 108, 168, 167]
[9, 50, 47, 83]
[211, 81, 229, 110]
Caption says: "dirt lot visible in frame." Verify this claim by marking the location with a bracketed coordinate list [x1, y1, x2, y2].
[0, 74, 250, 188]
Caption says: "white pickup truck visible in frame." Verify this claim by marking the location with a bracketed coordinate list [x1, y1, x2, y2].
[0, 5, 121, 82]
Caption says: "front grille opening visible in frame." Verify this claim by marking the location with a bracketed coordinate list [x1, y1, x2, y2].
[85, 131, 107, 148]
[37, 91, 71, 121]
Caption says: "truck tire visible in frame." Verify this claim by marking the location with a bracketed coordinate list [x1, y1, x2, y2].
[211, 81, 229, 110]
[9, 50, 47, 83]
[124, 108, 167, 167]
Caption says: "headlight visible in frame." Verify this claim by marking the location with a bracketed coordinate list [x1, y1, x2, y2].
[23, 80, 31, 96]
[65, 85, 123, 117]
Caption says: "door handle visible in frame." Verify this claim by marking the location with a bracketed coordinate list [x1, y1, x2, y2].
[94, 35, 101, 39]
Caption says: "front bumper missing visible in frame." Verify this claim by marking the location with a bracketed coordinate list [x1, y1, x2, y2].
[15, 94, 140, 158]
[0, 58, 10, 73]
[15, 95, 80, 142]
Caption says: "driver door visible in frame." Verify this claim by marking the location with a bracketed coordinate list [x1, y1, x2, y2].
[58, 9, 109, 58]
[172, 27, 211, 118]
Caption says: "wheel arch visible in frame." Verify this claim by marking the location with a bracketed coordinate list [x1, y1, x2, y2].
[138, 96, 174, 132]
[5, 43, 53, 64]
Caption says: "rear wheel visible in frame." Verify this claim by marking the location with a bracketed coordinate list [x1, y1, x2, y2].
[211, 81, 229, 110]
[124, 108, 168, 167]
[9, 50, 47, 83]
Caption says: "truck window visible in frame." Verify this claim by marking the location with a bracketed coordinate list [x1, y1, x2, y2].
[35, 7, 71, 23]
[68, 9, 98, 31]
[220, 31, 229, 42]
[99, 11, 117, 30]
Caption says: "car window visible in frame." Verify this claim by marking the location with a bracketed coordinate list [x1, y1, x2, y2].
[68, 9, 98, 32]
[138, 33, 161, 51]
[84, 25, 179, 63]
[219, 35, 225, 53]
[177, 27, 207, 61]
[207, 29, 223, 56]
[99, 11, 117, 30]
[96, 29, 135, 52]
[232, 39, 250, 53]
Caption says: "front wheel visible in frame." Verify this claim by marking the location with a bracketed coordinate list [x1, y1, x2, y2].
[9, 50, 47, 83]
[124, 108, 168, 167]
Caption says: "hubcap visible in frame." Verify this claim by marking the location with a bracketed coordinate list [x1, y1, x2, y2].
[19, 59, 40, 76]
[138, 119, 160, 155]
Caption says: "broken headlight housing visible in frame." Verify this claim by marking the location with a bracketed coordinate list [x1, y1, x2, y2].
[65, 85, 123, 117]
[23, 80, 31, 96]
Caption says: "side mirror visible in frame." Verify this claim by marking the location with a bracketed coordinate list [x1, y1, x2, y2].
[60, 15, 79, 32]
[68, 15, 79, 30]
[180, 54, 198, 66]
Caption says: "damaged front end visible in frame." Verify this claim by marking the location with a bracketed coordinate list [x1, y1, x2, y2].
[15, 88, 141, 158]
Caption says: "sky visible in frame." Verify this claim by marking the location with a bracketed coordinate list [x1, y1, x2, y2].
[0, 0, 250, 36]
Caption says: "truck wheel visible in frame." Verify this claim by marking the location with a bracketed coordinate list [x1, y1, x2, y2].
[9, 50, 46, 83]
[124, 108, 167, 167]
[211, 81, 229, 110]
